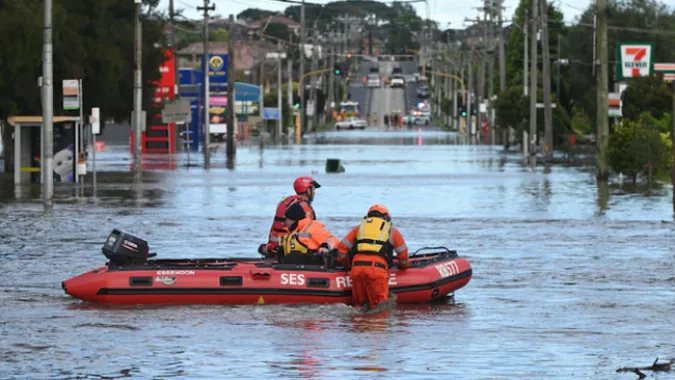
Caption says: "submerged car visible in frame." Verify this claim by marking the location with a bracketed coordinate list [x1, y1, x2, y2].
[335, 117, 367, 130]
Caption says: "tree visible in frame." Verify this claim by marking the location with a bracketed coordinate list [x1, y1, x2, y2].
[495, 86, 529, 134]
[564, 0, 675, 130]
[237, 8, 279, 21]
[210, 28, 229, 42]
[608, 113, 672, 184]
[0, 0, 167, 171]
[621, 74, 674, 121]
[264, 23, 291, 42]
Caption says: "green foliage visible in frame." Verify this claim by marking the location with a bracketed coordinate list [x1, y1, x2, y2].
[0, 0, 166, 125]
[495, 86, 528, 132]
[504, 0, 565, 89]
[570, 105, 593, 136]
[621, 75, 674, 121]
[264, 23, 292, 42]
[237, 9, 279, 21]
[564, 0, 675, 128]
[210, 28, 229, 42]
[608, 113, 673, 183]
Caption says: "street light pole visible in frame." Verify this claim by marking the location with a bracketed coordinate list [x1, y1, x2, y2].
[42, 0, 54, 207]
[133, 0, 143, 174]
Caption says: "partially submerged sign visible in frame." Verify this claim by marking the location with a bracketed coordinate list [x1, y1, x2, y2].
[616, 43, 654, 80]
[161, 98, 192, 123]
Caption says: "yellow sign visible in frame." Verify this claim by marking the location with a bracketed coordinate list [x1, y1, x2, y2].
[209, 55, 224, 70]
[257, 296, 265, 304]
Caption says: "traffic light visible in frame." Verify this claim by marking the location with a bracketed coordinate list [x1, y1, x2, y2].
[292, 92, 301, 109]
[333, 63, 342, 76]
[460, 105, 467, 118]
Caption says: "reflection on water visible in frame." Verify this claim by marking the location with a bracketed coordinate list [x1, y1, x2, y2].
[1, 133, 675, 379]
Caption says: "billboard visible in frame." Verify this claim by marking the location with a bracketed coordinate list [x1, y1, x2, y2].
[153, 49, 177, 104]
[206, 54, 229, 84]
[616, 43, 654, 80]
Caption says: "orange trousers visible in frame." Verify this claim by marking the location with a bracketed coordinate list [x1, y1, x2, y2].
[350, 255, 389, 309]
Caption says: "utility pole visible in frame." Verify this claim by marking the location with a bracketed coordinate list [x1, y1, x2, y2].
[540, 0, 553, 162]
[556, 34, 561, 101]
[170, 0, 182, 152]
[467, 49, 474, 135]
[487, 1, 495, 145]
[529, 0, 538, 166]
[277, 41, 283, 139]
[328, 45, 335, 123]
[170, 0, 179, 97]
[523, 10, 528, 96]
[226, 14, 236, 158]
[42, 0, 54, 207]
[488, 53, 495, 144]
[133, 0, 143, 174]
[259, 56, 265, 132]
[288, 31, 293, 113]
[299, 0, 306, 140]
[497, 0, 506, 92]
[197, 0, 215, 168]
[477, 55, 485, 139]
[596, 0, 609, 179]
[458, 52, 464, 131]
[309, 25, 319, 132]
[671, 80, 675, 213]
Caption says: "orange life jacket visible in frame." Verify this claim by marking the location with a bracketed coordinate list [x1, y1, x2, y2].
[268, 196, 316, 245]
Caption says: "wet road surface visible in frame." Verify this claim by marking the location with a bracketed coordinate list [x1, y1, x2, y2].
[1, 131, 675, 379]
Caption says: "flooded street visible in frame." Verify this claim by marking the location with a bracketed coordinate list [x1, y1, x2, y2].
[2, 130, 674, 379]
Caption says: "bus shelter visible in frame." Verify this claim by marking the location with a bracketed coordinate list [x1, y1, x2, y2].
[8, 116, 82, 185]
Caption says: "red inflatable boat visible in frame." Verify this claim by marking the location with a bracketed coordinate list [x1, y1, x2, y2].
[62, 229, 472, 305]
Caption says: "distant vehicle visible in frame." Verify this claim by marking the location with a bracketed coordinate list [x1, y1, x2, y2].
[335, 117, 367, 130]
[392, 66, 403, 75]
[417, 85, 429, 98]
[367, 74, 381, 88]
[413, 111, 430, 125]
[337, 100, 360, 120]
[369, 65, 379, 73]
[390, 74, 405, 88]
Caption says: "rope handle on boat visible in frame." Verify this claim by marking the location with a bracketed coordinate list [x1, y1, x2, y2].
[411, 246, 452, 256]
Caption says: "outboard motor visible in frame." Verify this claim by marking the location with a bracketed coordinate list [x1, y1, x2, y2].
[102, 229, 151, 266]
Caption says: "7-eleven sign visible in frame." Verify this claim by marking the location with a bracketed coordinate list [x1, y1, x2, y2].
[617, 43, 654, 80]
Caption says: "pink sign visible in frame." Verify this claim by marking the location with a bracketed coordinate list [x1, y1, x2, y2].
[211, 96, 228, 106]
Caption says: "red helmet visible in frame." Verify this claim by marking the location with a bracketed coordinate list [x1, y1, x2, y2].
[293, 176, 321, 194]
[368, 204, 390, 218]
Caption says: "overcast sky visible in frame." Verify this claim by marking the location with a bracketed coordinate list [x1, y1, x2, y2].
[160, 0, 597, 29]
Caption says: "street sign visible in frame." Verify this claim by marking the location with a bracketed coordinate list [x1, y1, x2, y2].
[90, 107, 100, 135]
[162, 98, 192, 123]
[616, 43, 654, 80]
[535, 103, 557, 108]
[62, 79, 80, 110]
[263, 108, 280, 120]
[266, 52, 287, 59]
[306, 100, 315, 116]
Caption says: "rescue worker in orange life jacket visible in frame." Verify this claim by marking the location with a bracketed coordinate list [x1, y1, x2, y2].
[281, 202, 339, 266]
[337, 204, 410, 309]
[258, 177, 320, 259]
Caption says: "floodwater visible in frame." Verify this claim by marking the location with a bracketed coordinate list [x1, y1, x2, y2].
[1, 129, 675, 379]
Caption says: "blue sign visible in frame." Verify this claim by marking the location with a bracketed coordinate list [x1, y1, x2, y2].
[205, 54, 228, 84]
[263, 108, 280, 120]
